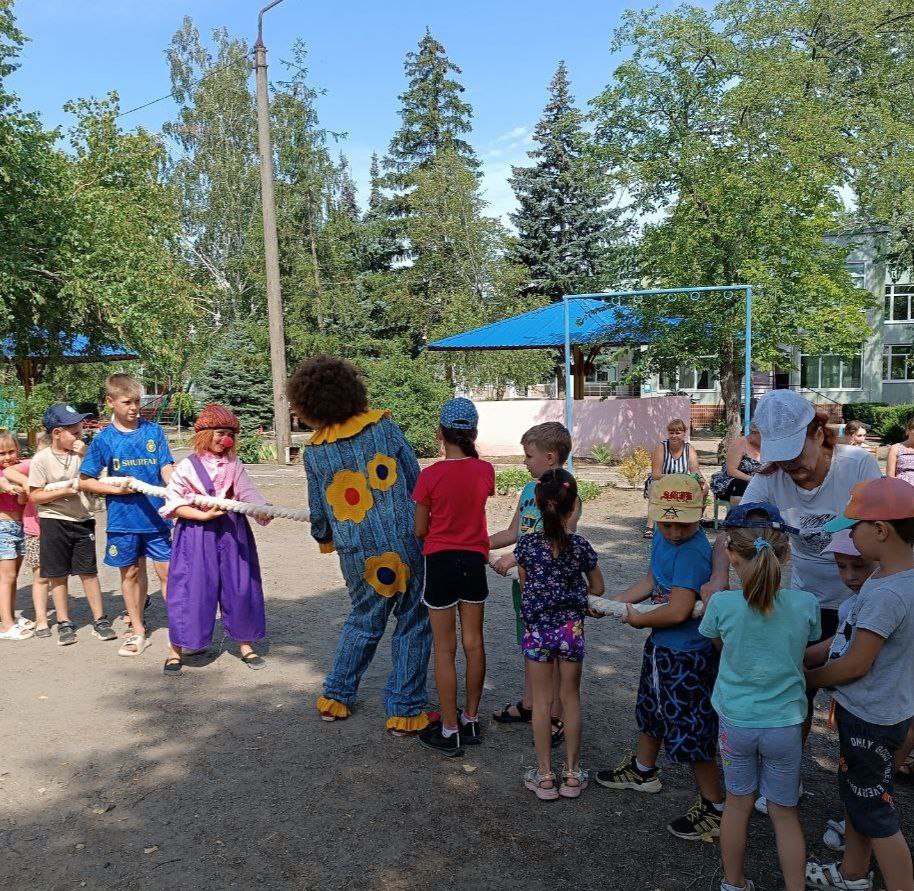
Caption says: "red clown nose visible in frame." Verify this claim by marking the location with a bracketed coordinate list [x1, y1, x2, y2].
[220, 435, 235, 448]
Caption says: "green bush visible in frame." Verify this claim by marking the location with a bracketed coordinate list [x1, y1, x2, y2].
[170, 391, 197, 424]
[495, 467, 531, 495]
[236, 430, 277, 464]
[577, 479, 602, 502]
[364, 357, 452, 458]
[843, 402, 914, 443]
[618, 447, 652, 487]
[590, 443, 614, 465]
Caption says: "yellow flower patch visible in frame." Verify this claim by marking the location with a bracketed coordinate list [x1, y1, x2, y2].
[325, 469, 374, 524]
[366, 453, 398, 492]
[363, 552, 411, 598]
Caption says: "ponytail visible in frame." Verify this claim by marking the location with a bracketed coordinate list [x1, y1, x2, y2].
[725, 526, 789, 615]
[535, 468, 578, 555]
[441, 425, 479, 459]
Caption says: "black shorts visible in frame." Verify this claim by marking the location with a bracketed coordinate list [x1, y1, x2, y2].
[806, 607, 841, 717]
[39, 517, 98, 579]
[422, 550, 488, 610]
[836, 703, 910, 838]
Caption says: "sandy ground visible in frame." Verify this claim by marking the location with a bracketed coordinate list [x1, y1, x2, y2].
[1, 475, 910, 891]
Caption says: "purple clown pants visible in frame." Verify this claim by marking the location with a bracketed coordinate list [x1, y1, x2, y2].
[166, 512, 266, 650]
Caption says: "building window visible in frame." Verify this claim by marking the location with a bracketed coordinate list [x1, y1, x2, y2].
[800, 354, 862, 390]
[883, 345, 914, 381]
[846, 261, 866, 289]
[658, 363, 717, 392]
[885, 284, 914, 322]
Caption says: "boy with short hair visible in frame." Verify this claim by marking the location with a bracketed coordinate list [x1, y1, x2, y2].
[80, 374, 174, 658]
[489, 422, 580, 740]
[806, 477, 914, 891]
[596, 474, 725, 841]
[27, 405, 116, 646]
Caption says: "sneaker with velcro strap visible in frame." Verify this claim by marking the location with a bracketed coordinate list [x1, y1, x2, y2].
[804, 859, 872, 890]
[92, 615, 117, 641]
[57, 621, 77, 646]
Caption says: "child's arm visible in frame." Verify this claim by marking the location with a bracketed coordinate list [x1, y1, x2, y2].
[489, 501, 521, 574]
[414, 503, 430, 538]
[160, 463, 174, 485]
[232, 463, 272, 525]
[586, 565, 605, 597]
[803, 636, 835, 669]
[78, 475, 131, 497]
[173, 504, 226, 522]
[613, 570, 654, 604]
[567, 496, 582, 533]
[29, 484, 76, 505]
[887, 444, 898, 478]
[2, 464, 28, 502]
[806, 629, 885, 688]
[626, 585, 696, 629]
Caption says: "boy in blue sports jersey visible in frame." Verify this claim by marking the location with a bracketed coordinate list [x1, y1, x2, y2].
[80, 374, 174, 657]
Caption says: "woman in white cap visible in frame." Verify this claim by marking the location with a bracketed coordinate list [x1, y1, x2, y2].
[702, 390, 880, 813]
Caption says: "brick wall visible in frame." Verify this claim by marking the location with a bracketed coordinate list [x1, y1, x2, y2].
[690, 401, 844, 429]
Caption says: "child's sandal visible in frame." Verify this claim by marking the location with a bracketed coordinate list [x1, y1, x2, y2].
[163, 657, 183, 676]
[550, 718, 565, 748]
[241, 652, 266, 670]
[559, 765, 589, 798]
[523, 768, 559, 801]
[492, 700, 532, 724]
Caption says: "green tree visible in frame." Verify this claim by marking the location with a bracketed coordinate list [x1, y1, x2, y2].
[509, 62, 618, 300]
[591, 5, 872, 436]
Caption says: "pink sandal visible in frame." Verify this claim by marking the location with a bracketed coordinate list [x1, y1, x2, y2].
[559, 765, 589, 798]
[523, 768, 559, 801]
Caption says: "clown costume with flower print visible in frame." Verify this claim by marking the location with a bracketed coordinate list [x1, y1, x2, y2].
[288, 356, 431, 733]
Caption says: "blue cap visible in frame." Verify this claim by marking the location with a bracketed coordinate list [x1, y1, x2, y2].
[439, 397, 478, 431]
[43, 403, 92, 433]
[722, 501, 797, 534]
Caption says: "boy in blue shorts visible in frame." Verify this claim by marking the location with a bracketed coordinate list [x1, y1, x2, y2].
[595, 474, 725, 841]
[80, 374, 174, 657]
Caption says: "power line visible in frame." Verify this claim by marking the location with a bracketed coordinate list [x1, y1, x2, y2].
[114, 53, 253, 121]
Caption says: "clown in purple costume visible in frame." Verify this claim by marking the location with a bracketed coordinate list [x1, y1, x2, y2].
[160, 404, 271, 674]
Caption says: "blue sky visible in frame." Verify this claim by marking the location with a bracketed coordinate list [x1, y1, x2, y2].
[9, 0, 674, 220]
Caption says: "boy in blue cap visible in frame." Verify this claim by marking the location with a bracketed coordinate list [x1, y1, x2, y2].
[27, 404, 115, 646]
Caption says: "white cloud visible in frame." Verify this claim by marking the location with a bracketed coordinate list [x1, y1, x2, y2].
[495, 125, 528, 144]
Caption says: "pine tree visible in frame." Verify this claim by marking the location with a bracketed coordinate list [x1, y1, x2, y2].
[509, 62, 614, 300]
[367, 153, 383, 213]
[383, 29, 478, 200]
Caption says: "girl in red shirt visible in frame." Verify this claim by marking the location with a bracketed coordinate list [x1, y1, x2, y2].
[413, 398, 494, 757]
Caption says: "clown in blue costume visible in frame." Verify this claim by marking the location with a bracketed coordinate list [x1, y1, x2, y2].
[292, 357, 431, 733]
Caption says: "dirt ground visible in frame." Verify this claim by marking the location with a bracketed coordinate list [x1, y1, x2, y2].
[1, 473, 910, 891]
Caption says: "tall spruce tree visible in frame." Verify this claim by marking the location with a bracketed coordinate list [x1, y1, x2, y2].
[509, 62, 612, 301]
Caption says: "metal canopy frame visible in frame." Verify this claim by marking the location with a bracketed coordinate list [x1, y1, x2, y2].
[562, 285, 753, 470]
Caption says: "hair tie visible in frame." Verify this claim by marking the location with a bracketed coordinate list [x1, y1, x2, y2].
[562, 481, 570, 489]
[754, 537, 773, 553]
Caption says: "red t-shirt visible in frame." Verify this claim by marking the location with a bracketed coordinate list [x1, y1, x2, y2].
[412, 457, 495, 556]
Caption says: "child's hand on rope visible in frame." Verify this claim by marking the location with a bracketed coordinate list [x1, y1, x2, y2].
[491, 553, 516, 576]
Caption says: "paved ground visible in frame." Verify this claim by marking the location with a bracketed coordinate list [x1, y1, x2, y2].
[1, 479, 910, 891]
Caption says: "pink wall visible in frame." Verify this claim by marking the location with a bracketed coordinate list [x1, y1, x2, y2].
[474, 397, 693, 457]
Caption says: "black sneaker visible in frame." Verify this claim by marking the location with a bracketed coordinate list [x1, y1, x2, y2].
[459, 717, 482, 745]
[57, 621, 77, 646]
[92, 615, 117, 641]
[667, 796, 722, 841]
[594, 757, 662, 793]
[418, 722, 463, 757]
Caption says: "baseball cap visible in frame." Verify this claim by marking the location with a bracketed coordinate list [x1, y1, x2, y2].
[43, 403, 92, 433]
[823, 529, 861, 557]
[722, 501, 797, 533]
[647, 474, 704, 524]
[823, 477, 914, 532]
[440, 397, 478, 431]
[753, 390, 816, 463]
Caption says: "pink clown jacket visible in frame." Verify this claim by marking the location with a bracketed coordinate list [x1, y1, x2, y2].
[160, 452, 270, 526]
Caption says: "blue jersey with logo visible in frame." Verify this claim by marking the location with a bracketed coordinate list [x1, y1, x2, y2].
[81, 419, 174, 533]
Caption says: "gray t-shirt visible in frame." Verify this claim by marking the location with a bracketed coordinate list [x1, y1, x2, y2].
[832, 569, 914, 725]
[742, 446, 880, 609]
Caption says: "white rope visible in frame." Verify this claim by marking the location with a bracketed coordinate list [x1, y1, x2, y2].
[487, 553, 704, 621]
[44, 476, 311, 524]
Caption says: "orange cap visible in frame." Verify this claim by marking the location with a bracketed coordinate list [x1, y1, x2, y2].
[824, 477, 914, 532]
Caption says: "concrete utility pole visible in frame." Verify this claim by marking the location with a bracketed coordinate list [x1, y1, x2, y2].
[255, 0, 292, 464]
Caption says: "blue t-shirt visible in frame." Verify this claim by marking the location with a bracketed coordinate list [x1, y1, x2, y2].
[699, 588, 821, 727]
[517, 480, 541, 538]
[81, 419, 173, 533]
[648, 529, 712, 651]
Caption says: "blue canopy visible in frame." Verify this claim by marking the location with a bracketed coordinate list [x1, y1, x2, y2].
[427, 298, 642, 351]
[2, 334, 138, 363]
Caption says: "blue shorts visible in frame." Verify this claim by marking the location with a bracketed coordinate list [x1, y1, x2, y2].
[718, 718, 803, 805]
[0, 519, 25, 561]
[104, 531, 171, 567]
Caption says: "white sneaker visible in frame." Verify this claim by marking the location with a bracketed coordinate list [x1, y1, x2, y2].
[823, 818, 846, 852]
[805, 860, 872, 890]
[754, 782, 804, 815]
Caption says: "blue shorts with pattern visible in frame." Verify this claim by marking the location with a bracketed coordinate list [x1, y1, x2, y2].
[635, 637, 719, 763]
[0, 519, 25, 561]
[104, 531, 172, 567]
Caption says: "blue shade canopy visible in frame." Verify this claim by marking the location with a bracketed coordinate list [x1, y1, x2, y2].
[427, 298, 643, 351]
[2, 334, 138, 363]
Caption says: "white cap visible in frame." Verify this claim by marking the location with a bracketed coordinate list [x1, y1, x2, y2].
[823, 529, 861, 557]
[753, 390, 816, 463]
